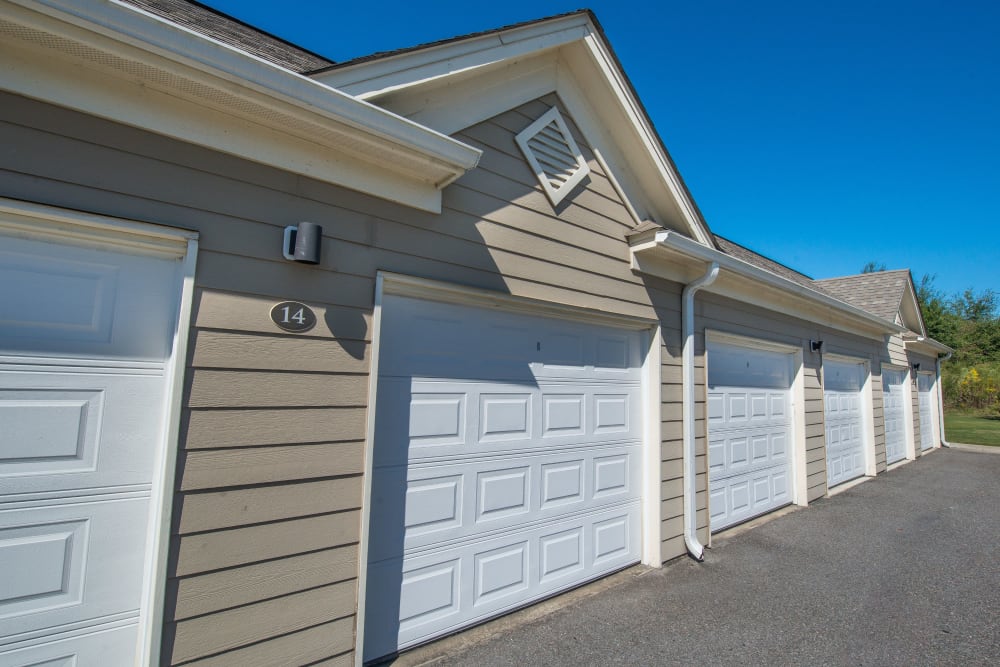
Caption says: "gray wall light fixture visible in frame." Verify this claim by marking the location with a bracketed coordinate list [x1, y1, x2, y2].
[283, 222, 323, 264]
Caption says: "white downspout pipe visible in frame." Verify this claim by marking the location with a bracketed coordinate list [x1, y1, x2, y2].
[936, 351, 953, 447]
[682, 261, 719, 561]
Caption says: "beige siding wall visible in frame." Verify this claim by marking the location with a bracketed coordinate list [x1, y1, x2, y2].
[0, 91, 692, 662]
[694, 292, 886, 514]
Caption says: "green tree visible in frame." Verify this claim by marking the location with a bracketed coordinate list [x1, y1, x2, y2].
[861, 261, 886, 273]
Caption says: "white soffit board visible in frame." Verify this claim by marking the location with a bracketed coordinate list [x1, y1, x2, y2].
[882, 368, 908, 465]
[824, 360, 867, 488]
[364, 294, 643, 661]
[0, 231, 183, 664]
[515, 106, 590, 207]
[707, 342, 795, 531]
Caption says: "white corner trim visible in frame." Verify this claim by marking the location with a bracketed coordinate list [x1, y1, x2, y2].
[641, 326, 663, 567]
[142, 236, 198, 667]
[1, 0, 481, 211]
[354, 272, 388, 667]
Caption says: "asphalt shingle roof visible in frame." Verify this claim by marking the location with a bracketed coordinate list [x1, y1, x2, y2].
[120, 0, 333, 73]
[713, 235, 819, 291]
[813, 270, 910, 322]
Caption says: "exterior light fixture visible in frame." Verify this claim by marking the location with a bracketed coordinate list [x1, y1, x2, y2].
[912, 363, 921, 371]
[283, 222, 323, 264]
[810, 340, 824, 353]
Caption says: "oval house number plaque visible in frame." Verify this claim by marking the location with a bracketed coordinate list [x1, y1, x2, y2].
[270, 301, 317, 333]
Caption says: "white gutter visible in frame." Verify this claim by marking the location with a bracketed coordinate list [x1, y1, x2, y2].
[682, 261, 719, 561]
[638, 230, 907, 336]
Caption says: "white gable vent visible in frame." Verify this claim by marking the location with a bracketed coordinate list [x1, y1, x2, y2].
[515, 106, 590, 206]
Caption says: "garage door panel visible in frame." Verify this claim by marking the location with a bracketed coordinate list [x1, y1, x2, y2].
[0, 229, 182, 664]
[369, 444, 641, 561]
[707, 343, 795, 531]
[368, 294, 644, 660]
[0, 623, 138, 667]
[374, 379, 641, 468]
[379, 298, 642, 383]
[0, 237, 180, 362]
[365, 502, 640, 655]
[824, 360, 867, 488]
[918, 374, 934, 451]
[0, 370, 166, 496]
[883, 369, 907, 464]
[0, 497, 148, 644]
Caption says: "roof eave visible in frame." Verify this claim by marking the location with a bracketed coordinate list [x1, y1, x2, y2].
[631, 230, 906, 339]
[2, 0, 481, 212]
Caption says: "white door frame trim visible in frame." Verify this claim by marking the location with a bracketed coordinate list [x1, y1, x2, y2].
[355, 271, 661, 666]
[0, 197, 198, 667]
[704, 330, 808, 538]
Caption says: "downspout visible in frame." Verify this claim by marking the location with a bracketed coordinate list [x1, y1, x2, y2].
[936, 351, 953, 448]
[682, 261, 719, 561]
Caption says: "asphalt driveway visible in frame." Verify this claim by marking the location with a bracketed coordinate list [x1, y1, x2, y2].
[403, 448, 1000, 666]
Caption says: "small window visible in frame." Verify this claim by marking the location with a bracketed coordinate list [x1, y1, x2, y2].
[515, 106, 590, 207]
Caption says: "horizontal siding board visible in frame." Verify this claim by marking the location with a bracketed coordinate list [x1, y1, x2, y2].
[183, 408, 367, 449]
[177, 620, 353, 667]
[176, 477, 363, 534]
[190, 330, 370, 372]
[169, 582, 355, 664]
[186, 370, 368, 408]
[179, 442, 364, 490]
[171, 546, 357, 620]
[174, 511, 359, 576]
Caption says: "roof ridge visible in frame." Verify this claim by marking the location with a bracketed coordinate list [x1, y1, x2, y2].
[815, 268, 910, 282]
[306, 9, 592, 75]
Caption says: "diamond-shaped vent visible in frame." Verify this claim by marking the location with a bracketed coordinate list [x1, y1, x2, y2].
[515, 106, 590, 206]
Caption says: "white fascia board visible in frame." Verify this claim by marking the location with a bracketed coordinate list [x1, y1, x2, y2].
[2, 0, 481, 211]
[312, 14, 591, 98]
[569, 35, 714, 247]
[631, 230, 907, 339]
[899, 279, 928, 337]
[904, 337, 953, 355]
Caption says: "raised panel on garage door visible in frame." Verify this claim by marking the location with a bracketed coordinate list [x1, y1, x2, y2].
[917, 373, 935, 451]
[882, 369, 907, 465]
[0, 231, 182, 664]
[707, 343, 794, 531]
[364, 294, 644, 661]
[824, 360, 867, 488]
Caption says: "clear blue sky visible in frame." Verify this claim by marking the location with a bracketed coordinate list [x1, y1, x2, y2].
[200, 0, 999, 299]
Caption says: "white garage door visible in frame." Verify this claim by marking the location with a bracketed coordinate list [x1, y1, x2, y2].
[0, 232, 183, 665]
[364, 294, 644, 661]
[707, 342, 794, 532]
[917, 373, 935, 451]
[882, 368, 908, 465]
[824, 360, 867, 488]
